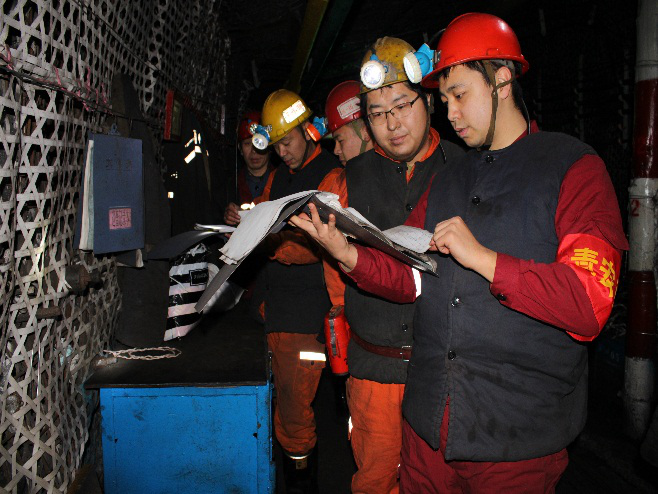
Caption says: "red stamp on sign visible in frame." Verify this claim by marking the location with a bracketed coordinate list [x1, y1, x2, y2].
[109, 208, 132, 230]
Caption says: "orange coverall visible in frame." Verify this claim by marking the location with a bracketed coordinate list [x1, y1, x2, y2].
[256, 146, 345, 455]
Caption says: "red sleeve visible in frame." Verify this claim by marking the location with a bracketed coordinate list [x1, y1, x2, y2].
[490, 154, 628, 341]
[344, 245, 417, 303]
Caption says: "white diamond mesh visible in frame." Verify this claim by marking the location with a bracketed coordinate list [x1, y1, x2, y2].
[0, 0, 230, 491]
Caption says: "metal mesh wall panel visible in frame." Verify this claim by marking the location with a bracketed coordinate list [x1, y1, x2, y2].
[0, 0, 229, 492]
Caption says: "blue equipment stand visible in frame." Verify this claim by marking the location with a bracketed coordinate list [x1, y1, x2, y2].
[86, 303, 274, 493]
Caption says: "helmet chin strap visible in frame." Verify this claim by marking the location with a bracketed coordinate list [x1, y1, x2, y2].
[347, 121, 370, 154]
[481, 61, 514, 150]
[297, 125, 313, 168]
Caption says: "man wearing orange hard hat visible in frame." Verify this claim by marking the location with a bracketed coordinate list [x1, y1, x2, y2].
[291, 13, 627, 493]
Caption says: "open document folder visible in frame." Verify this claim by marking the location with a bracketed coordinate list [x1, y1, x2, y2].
[195, 190, 438, 313]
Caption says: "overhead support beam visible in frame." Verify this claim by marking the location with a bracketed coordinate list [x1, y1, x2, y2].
[300, 0, 355, 96]
[286, 0, 331, 94]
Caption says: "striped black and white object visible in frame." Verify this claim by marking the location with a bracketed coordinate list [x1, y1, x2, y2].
[165, 244, 209, 341]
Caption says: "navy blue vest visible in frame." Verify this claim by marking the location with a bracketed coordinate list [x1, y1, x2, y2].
[264, 149, 339, 334]
[406, 131, 595, 461]
[345, 140, 464, 383]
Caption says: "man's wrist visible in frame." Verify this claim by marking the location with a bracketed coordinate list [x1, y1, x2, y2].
[338, 243, 358, 272]
[477, 248, 497, 283]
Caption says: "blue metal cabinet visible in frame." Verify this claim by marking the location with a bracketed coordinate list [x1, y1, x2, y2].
[87, 305, 274, 493]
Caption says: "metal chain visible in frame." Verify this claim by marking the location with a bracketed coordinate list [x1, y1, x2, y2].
[103, 346, 182, 360]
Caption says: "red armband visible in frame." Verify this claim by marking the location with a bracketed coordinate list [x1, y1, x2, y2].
[557, 233, 621, 340]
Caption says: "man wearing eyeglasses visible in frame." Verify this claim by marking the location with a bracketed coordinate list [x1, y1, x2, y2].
[293, 14, 627, 493]
[320, 37, 463, 494]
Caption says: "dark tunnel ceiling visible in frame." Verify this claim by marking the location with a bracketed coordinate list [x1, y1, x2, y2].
[221, 0, 631, 113]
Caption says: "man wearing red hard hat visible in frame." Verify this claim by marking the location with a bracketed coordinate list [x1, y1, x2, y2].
[291, 13, 627, 493]
[325, 81, 373, 166]
[234, 110, 275, 206]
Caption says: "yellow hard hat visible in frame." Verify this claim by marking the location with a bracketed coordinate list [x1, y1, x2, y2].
[360, 37, 416, 93]
[261, 89, 313, 145]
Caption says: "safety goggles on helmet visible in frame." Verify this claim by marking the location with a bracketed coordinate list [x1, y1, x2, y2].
[251, 118, 327, 149]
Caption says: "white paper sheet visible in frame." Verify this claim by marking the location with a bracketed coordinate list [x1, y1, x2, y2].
[219, 190, 322, 264]
[382, 225, 432, 254]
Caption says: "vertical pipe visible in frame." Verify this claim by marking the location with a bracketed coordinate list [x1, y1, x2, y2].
[626, 0, 658, 441]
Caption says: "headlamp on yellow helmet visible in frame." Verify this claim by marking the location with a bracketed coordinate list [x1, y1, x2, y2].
[359, 37, 436, 92]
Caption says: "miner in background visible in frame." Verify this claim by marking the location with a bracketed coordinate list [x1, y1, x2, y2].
[226, 89, 343, 493]
[235, 110, 276, 206]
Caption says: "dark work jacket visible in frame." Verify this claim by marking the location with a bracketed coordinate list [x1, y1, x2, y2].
[406, 131, 595, 460]
[345, 140, 464, 383]
[237, 165, 273, 204]
[264, 149, 340, 334]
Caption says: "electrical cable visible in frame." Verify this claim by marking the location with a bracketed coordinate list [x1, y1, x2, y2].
[0, 60, 160, 130]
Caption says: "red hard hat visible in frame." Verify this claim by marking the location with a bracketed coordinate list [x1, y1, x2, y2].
[237, 110, 261, 141]
[325, 81, 363, 133]
[422, 13, 529, 88]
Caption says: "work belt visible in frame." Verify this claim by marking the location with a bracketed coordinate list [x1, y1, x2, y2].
[351, 331, 412, 361]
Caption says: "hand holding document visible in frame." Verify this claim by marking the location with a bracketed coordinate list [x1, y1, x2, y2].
[219, 191, 320, 265]
[303, 194, 437, 275]
[197, 190, 438, 313]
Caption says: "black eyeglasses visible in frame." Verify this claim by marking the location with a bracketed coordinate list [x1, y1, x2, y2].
[367, 95, 421, 126]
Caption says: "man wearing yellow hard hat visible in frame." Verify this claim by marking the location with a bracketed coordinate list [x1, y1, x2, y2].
[319, 37, 464, 494]
[226, 88, 343, 492]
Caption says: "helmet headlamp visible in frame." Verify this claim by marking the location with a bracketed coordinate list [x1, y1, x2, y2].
[250, 123, 272, 150]
[403, 43, 435, 84]
[360, 55, 386, 89]
[306, 117, 328, 142]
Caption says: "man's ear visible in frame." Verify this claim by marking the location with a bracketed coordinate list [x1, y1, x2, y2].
[300, 121, 312, 142]
[359, 124, 372, 142]
[495, 66, 514, 101]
